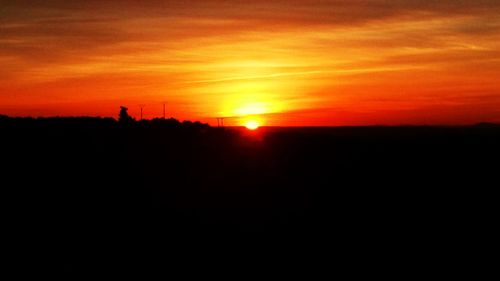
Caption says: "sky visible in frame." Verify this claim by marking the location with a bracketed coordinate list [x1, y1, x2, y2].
[1, 0, 500, 126]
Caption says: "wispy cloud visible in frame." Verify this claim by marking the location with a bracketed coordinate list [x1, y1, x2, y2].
[1, 1, 500, 124]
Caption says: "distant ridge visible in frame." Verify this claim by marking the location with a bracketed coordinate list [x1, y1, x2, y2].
[472, 122, 500, 128]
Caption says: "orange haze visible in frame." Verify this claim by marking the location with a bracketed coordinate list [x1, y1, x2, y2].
[1, 1, 500, 126]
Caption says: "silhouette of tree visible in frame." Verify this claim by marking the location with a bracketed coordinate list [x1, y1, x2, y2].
[119, 106, 133, 123]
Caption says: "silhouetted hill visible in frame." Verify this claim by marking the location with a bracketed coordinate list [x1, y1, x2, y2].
[2, 115, 498, 275]
[473, 122, 500, 128]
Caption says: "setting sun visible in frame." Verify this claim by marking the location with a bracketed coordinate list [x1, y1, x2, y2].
[245, 120, 260, 130]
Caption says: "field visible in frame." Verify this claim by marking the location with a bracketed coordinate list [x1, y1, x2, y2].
[2, 116, 498, 274]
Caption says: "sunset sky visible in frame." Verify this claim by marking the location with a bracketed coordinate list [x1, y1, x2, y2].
[1, 0, 500, 126]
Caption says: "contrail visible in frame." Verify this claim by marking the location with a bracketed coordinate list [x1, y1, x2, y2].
[185, 66, 422, 84]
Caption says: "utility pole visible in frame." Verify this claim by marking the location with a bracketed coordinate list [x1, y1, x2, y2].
[139, 105, 145, 120]
[163, 103, 166, 119]
[216, 117, 225, 127]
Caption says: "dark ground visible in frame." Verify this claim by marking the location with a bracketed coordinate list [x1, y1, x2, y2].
[1, 115, 498, 276]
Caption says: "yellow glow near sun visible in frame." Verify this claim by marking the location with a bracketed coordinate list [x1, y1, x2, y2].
[235, 102, 268, 116]
[208, 61, 291, 118]
[245, 120, 259, 130]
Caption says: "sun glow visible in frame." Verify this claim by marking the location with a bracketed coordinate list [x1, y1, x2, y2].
[245, 120, 259, 130]
[235, 102, 268, 116]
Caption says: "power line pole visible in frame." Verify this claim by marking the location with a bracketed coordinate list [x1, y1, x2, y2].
[139, 105, 145, 120]
[163, 103, 166, 119]
[216, 117, 225, 127]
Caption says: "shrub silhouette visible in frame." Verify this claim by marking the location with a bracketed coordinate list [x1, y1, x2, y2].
[119, 106, 134, 123]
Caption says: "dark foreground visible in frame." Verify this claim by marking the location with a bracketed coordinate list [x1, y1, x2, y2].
[2, 116, 498, 276]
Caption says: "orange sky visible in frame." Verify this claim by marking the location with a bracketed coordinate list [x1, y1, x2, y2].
[1, 0, 500, 126]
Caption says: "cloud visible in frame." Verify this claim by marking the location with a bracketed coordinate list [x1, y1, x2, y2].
[1, 0, 500, 124]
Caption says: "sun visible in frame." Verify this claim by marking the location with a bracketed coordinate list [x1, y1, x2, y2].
[245, 120, 259, 130]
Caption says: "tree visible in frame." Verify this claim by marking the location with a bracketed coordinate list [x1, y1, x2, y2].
[119, 106, 133, 123]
